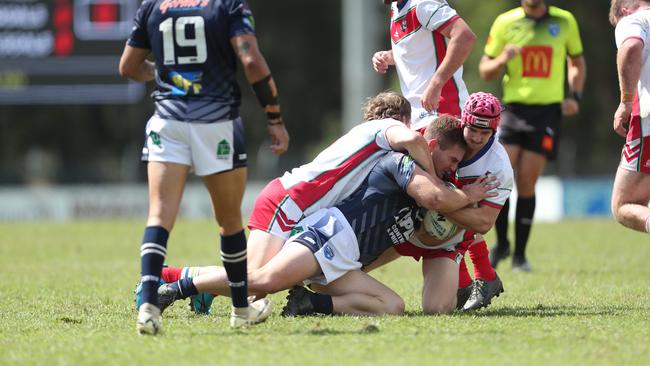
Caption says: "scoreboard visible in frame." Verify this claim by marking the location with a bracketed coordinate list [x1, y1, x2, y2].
[0, 0, 145, 104]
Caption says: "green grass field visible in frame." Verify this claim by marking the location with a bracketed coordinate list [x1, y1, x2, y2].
[1, 219, 649, 365]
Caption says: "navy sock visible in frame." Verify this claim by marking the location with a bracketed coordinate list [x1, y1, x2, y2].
[514, 195, 536, 259]
[494, 198, 510, 250]
[309, 293, 333, 315]
[174, 278, 198, 299]
[221, 230, 248, 308]
[140, 226, 169, 306]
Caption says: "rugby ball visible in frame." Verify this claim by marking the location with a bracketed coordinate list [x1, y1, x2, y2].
[422, 209, 457, 240]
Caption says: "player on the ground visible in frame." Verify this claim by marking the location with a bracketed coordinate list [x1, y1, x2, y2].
[283, 92, 513, 315]
[119, 0, 288, 334]
[480, 0, 586, 272]
[609, 0, 650, 235]
[156, 116, 498, 315]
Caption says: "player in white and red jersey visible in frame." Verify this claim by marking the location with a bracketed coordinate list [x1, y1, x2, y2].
[373, 0, 474, 130]
[609, 0, 650, 235]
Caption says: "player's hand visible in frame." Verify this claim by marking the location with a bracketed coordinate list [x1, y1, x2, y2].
[613, 102, 632, 137]
[268, 123, 289, 154]
[561, 98, 579, 117]
[500, 44, 521, 63]
[372, 50, 394, 74]
[462, 174, 499, 203]
[421, 83, 441, 112]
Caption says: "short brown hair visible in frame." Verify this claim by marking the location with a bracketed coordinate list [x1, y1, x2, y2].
[609, 0, 650, 25]
[423, 114, 467, 151]
[362, 91, 411, 122]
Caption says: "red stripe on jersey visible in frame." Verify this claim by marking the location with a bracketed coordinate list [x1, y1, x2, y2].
[480, 200, 503, 209]
[391, 7, 421, 44]
[433, 31, 461, 117]
[436, 15, 460, 33]
[289, 142, 382, 210]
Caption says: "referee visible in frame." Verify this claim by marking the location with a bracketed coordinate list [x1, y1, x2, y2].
[479, 0, 586, 272]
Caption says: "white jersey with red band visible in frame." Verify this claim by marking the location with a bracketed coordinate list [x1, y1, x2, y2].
[390, 0, 469, 130]
[279, 118, 404, 217]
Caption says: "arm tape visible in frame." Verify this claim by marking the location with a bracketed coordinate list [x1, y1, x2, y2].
[251, 74, 279, 109]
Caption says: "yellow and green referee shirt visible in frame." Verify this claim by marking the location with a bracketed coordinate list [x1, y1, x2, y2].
[484, 6, 583, 105]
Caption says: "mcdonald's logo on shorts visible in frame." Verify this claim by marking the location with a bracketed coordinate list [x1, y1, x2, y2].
[521, 46, 553, 78]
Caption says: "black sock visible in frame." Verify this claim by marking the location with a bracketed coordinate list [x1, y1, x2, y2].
[140, 226, 169, 306]
[309, 293, 333, 315]
[514, 195, 536, 259]
[494, 198, 510, 250]
[221, 230, 248, 308]
[176, 278, 198, 299]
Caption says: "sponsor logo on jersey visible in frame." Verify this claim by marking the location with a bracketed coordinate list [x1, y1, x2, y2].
[217, 139, 230, 159]
[170, 71, 203, 96]
[548, 23, 560, 37]
[391, 7, 421, 44]
[399, 155, 414, 175]
[521, 46, 552, 78]
[387, 207, 415, 244]
[159, 0, 210, 14]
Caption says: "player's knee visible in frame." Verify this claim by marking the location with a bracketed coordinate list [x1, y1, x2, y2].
[422, 299, 455, 315]
[383, 296, 405, 315]
[249, 271, 286, 294]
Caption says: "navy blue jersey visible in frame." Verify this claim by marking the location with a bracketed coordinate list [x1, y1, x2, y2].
[335, 152, 421, 266]
[128, 0, 255, 123]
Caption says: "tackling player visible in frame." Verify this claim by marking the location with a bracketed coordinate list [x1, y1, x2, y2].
[283, 92, 513, 315]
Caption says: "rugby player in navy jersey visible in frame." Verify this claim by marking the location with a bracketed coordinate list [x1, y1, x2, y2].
[119, 0, 288, 335]
[155, 116, 498, 316]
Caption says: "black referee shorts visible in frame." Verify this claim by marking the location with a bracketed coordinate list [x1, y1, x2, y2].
[497, 103, 562, 161]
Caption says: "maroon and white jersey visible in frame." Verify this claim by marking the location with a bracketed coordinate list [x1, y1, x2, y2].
[390, 0, 469, 130]
[615, 9, 650, 173]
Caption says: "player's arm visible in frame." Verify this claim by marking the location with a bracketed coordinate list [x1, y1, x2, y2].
[442, 204, 500, 235]
[385, 125, 436, 176]
[563, 55, 586, 117]
[614, 38, 643, 137]
[362, 247, 400, 273]
[230, 34, 289, 154]
[422, 18, 476, 111]
[406, 165, 497, 213]
[118, 45, 155, 82]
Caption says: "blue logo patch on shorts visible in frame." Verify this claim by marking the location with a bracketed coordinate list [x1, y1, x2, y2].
[323, 245, 334, 260]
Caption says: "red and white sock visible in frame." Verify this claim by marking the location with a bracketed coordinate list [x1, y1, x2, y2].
[458, 258, 473, 289]
[161, 266, 182, 283]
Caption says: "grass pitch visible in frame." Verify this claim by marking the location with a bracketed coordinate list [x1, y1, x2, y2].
[1, 219, 649, 365]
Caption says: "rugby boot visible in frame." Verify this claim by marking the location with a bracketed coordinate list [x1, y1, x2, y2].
[230, 298, 273, 328]
[281, 285, 315, 317]
[157, 283, 182, 313]
[462, 274, 504, 311]
[136, 303, 162, 335]
[456, 285, 473, 310]
[489, 243, 510, 269]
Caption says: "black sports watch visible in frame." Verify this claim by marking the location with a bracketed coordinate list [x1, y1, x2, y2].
[571, 91, 583, 103]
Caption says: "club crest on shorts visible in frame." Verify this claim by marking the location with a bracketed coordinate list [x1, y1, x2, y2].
[217, 139, 230, 159]
[323, 245, 334, 260]
[149, 131, 162, 147]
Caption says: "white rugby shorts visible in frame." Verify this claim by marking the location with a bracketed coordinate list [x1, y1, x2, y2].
[284, 208, 361, 286]
[142, 115, 247, 176]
